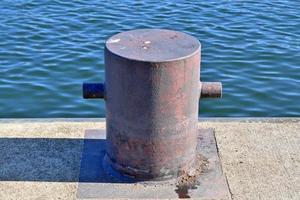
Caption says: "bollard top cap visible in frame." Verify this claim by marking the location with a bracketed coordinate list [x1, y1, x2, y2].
[105, 29, 200, 62]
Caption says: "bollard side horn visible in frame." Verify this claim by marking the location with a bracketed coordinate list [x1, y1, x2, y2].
[82, 83, 105, 99]
[200, 81, 222, 98]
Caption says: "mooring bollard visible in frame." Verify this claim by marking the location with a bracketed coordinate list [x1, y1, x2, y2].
[83, 29, 222, 180]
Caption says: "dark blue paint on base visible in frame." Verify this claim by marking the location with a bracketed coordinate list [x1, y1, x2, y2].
[78, 130, 136, 183]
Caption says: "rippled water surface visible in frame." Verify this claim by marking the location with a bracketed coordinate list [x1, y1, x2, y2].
[1, 0, 300, 117]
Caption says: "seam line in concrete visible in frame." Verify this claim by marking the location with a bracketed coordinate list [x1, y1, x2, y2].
[225, 173, 234, 200]
[213, 129, 233, 200]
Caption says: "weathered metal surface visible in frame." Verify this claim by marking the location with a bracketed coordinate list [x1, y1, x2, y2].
[200, 82, 222, 98]
[105, 29, 200, 62]
[77, 128, 230, 199]
[82, 83, 105, 99]
[105, 29, 201, 180]
[82, 29, 222, 180]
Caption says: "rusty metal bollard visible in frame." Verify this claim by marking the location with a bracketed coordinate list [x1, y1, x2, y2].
[83, 29, 222, 180]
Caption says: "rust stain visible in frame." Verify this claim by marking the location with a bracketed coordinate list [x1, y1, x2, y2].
[175, 154, 209, 198]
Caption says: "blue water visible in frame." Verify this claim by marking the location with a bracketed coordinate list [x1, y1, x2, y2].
[0, 0, 300, 117]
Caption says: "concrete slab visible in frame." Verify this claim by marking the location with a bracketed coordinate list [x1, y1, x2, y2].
[76, 129, 229, 199]
[0, 118, 299, 199]
[200, 119, 300, 200]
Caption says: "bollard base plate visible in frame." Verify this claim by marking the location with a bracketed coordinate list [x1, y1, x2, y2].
[77, 128, 230, 199]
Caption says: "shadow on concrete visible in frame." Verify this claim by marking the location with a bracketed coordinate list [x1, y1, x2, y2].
[0, 136, 112, 182]
[0, 129, 137, 183]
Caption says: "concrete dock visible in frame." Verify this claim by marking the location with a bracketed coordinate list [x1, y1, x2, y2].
[0, 118, 299, 199]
